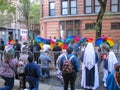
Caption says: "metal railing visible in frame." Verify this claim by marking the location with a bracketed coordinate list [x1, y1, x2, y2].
[0, 49, 120, 63]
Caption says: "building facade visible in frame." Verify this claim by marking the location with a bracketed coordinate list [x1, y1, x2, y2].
[40, 0, 120, 41]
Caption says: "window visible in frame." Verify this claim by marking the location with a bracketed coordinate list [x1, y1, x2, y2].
[85, 23, 95, 30]
[85, 0, 92, 14]
[60, 20, 80, 37]
[49, 2, 55, 16]
[75, 20, 80, 36]
[6, 20, 11, 28]
[66, 30, 73, 37]
[111, 22, 120, 29]
[84, 0, 101, 14]
[61, 0, 77, 15]
[95, 0, 101, 13]
[66, 21, 73, 30]
[70, 0, 77, 15]
[62, 1, 68, 15]
[60, 21, 65, 38]
[111, 0, 119, 12]
[42, 4, 44, 17]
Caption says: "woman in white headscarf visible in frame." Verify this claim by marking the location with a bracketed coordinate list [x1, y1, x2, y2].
[80, 42, 100, 90]
[103, 51, 118, 87]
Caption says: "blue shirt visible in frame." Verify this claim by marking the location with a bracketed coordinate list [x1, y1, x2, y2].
[25, 62, 41, 82]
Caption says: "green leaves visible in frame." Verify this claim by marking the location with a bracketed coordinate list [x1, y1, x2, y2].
[0, 0, 15, 14]
[29, 4, 40, 24]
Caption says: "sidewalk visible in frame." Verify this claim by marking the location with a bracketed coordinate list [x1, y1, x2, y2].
[0, 78, 82, 90]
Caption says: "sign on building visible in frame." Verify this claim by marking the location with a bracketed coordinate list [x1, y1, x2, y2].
[20, 29, 28, 41]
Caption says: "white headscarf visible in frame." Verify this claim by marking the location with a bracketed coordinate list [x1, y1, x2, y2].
[83, 43, 95, 70]
[108, 51, 118, 72]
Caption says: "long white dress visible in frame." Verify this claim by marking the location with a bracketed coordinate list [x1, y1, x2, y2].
[80, 43, 99, 90]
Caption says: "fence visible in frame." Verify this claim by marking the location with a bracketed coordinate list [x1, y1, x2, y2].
[0, 49, 120, 63]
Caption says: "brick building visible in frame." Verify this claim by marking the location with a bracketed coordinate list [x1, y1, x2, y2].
[40, 0, 120, 41]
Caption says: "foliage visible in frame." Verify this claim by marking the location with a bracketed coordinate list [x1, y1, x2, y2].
[29, 4, 40, 24]
[0, 0, 15, 14]
[0, 0, 16, 26]
[19, 0, 40, 26]
[19, 0, 31, 24]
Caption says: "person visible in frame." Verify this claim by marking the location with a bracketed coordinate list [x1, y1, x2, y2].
[52, 43, 62, 69]
[0, 45, 18, 90]
[24, 52, 41, 90]
[80, 42, 100, 90]
[106, 63, 120, 90]
[59, 46, 80, 90]
[38, 50, 52, 80]
[69, 39, 79, 56]
[98, 40, 110, 60]
[52, 36, 57, 42]
[0, 38, 5, 61]
[42, 42, 51, 51]
[114, 40, 120, 52]
[13, 39, 21, 59]
[103, 51, 118, 87]
[32, 41, 41, 64]
[18, 48, 29, 89]
[56, 49, 66, 80]
[19, 48, 29, 65]
[21, 42, 28, 52]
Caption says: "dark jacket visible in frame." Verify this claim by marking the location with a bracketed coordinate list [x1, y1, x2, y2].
[32, 43, 41, 52]
[25, 62, 41, 82]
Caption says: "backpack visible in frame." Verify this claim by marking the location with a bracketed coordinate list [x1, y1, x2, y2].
[62, 55, 74, 74]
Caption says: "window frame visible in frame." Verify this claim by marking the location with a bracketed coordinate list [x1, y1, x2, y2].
[42, 4, 44, 17]
[111, 22, 120, 30]
[85, 23, 96, 30]
[94, 0, 101, 13]
[70, 0, 77, 15]
[61, 1, 68, 15]
[84, 0, 92, 14]
[49, 2, 55, 16]
[110, 0, 119, 13]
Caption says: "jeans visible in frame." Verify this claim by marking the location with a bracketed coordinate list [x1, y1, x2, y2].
[41, 68, 50, 78]
[34, 52, 40, 64]
[28, 79, 39, 90]
[0, 76, 14, 90]
[63, 73, 77, 90]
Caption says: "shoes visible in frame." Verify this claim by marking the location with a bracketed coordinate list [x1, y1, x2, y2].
[104, 83, 107, 87]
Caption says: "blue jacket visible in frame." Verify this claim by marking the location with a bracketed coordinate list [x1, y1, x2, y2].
[60, 54, 80, 73]
[25, 62, 41, 82]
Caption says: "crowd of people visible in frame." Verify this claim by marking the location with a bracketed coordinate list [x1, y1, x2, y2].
[0, 38, 120, 90]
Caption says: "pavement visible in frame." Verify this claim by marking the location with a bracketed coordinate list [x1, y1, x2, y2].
[0, 63, 82, 90]
[0, 78, 82, 90]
